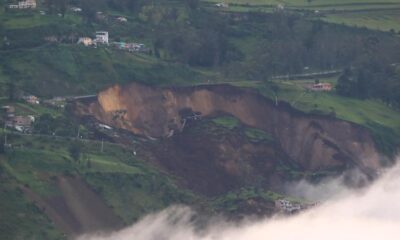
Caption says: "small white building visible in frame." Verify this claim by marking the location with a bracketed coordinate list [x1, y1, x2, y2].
[95, 31, 109, 45]
[18, 0, 36, 9]
[22, 95, 40, 104]
[275, 199, 301, 213]
[216, 2, 229, 8]
[117, 17, 128, 22]
[71, 7, 82, 12]
[277, 4, 285, 10]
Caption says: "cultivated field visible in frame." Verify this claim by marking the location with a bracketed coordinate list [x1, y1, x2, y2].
[204, 0, 400, 31]
[323, 9, 400, 32]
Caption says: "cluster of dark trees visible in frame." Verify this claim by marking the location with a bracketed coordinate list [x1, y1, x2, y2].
[2, 0, 400, 105]
[43, 0, 68, 16]
[337, 63, 400, 108]
[224, 12, 400, 80]
[112, 6, 400, 77]
[33, 113, 80, 137]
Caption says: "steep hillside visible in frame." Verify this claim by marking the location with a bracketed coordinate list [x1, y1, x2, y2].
[75, 83, 383, 178]
[0, 134, 200, 238]
[0, 46, 206, 97]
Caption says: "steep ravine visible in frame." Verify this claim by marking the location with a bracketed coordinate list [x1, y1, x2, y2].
[74, 83, 382, 177]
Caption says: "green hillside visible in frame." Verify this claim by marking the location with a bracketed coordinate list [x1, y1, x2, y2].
[234, 79, 400, 155]
[0, 46, 207, 96]
[0, 133, 201, 237]
[0, 0, 400, 238]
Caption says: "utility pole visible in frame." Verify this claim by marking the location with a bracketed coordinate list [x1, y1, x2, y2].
[3, 122, 7, 146]
[76, 126, 80, 139]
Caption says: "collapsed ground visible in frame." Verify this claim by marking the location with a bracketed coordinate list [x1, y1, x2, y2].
[0, 0, 400, 239]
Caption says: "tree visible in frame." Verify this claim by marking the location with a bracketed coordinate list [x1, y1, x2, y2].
[44, 0, 56, 14]
[0, 136, 5, 154]
[57, 0, 68, 17]
[336, 68, 356, 97]
[86, 159, 92, 168]
[7, 81, 16, 101]
[185, 0, 199, 10]
[33, 114, 56, 134]
[68, 141, 81, 162]
[81, 0, 97, 24]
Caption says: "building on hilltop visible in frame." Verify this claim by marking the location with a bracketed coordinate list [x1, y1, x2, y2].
[6, 115, 35, 133]
[116, 16, 128, 22]
[8, 0, 36, 9]
[19, 0, 36, 8]
[71, 7, 82, 12]
[215, 2, 229, 8]
[22, 95, 40, 104]
[311, 82, 332, 91]
[95, 31, 109, 45]
[275, 199, 301, 213]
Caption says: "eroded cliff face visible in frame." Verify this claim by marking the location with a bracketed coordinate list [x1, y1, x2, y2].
[75, 83, 381, 176]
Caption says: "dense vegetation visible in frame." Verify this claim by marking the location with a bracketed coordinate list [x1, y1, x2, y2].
[1, 0, 400, 96]
[0, 0, 399, 238]
[337, 62, 400, 108]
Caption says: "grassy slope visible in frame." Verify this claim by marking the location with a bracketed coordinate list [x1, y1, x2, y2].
[0, 158, 65, 240]
[0, 45, 207, 97]
[0, 2, 399, 237]
[0, 5, 210, 97]
[204, 0, 400, 32]
[1, 134, 200, 225]
[203, 0, 400, 7]
[323, 9, 400, 32]
[232, 78, 400, 155]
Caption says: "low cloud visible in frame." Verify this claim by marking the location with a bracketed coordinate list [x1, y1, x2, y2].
[79, 160, 400, 240]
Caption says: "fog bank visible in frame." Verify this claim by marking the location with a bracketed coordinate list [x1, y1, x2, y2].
[79, 160, 400, 240]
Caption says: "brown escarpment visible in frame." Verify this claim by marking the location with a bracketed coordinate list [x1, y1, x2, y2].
[75, 83, 381, 176]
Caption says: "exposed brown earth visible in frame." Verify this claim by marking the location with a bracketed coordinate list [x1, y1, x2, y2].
[138, 119, 289, 196]
[74, 83, 381, 179]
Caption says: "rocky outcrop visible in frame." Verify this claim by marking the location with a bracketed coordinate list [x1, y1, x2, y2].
[74, 83, 381, 176]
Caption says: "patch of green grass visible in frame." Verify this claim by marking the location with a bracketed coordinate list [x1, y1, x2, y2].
[0, 162, 65, 240]
[2, 45, 207, 96]
[212, 116, 240, 129]
[5, 148, 70, 196]
[251, 79, 400, 155]
[84, 172, 197, 223]
[323, 10, 400, 32]
[3, 12, 81, 29]
[2, 134, 200, 224]
[204, 0, 400, 8]
[244, 127, 274, 143]
[84, 154, 142, 174]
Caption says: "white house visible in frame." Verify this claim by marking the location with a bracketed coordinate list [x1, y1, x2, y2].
[22, 95, 40, 104]
[215, 2, 229, 8]
[117, 17, 128, 22]
[71, 7, 82, 12]
[277, 4, 285, 10]
[18, 0, 36, 9]
[95, 31, 109, 45]
[275, 199, 301, 213]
